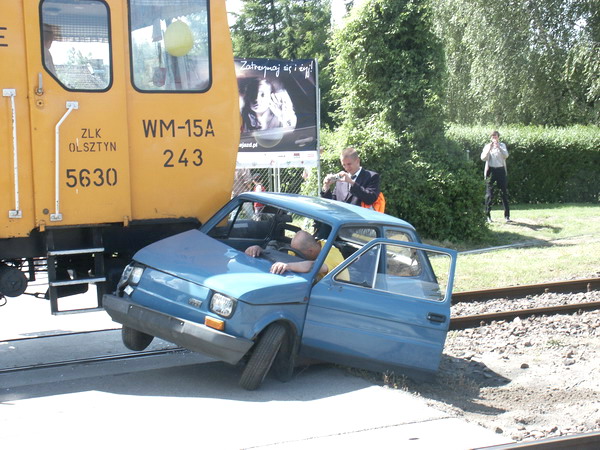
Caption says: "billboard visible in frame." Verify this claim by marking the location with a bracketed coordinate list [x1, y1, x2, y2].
[235, 58, 319, 168]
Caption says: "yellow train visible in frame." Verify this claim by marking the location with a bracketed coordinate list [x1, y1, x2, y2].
[0, 0, 240, 312]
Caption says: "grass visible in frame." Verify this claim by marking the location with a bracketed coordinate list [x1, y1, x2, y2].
[426, 203, 600, 292]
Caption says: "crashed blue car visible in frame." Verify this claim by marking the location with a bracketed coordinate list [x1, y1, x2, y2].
[103, 193, 457, 390]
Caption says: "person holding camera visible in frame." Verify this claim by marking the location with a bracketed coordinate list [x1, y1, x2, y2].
[321, 147, 380, 207]
[481, 131, 511, 223]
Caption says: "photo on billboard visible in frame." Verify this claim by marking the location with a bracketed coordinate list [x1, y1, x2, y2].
[235, 58, 318, 168]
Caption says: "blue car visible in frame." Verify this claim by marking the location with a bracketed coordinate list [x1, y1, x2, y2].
[103, 193, 457, 390]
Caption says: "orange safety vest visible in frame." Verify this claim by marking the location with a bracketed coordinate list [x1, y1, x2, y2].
[361, 192, 386, 213]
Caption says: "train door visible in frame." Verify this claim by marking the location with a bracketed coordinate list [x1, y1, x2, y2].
[0, 2, 36, 238]
[124, 0, 240, 224]
[24, 0, 132, 228]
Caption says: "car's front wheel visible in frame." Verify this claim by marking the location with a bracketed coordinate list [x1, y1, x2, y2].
[122, 325, 154, 351]
[272, 331, 296, 382]
[239, 323, 286, 391]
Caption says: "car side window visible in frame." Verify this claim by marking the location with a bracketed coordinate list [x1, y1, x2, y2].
[335, 242, 451, 302]
[337, 226, 377, 244]
[334, 245, 379, 287]
[334, 226, 378, 259]
[384, 228, 411, 241]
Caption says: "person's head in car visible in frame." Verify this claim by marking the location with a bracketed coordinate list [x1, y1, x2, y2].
[289, 230, 321, 260]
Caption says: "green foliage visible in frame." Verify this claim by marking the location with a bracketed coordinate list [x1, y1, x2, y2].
[231, 0, 286, 58]
[327, 0, 486, 241]
[332, 0, 445, 143]
[432, 0, 600, 126]
[447, 124, 600, 203]
[320, 123, 487, 242]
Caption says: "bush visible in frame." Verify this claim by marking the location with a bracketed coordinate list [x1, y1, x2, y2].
[448, 124, 600, 203]
[318, 126, 488, 242]
[313, 0, 488, 242]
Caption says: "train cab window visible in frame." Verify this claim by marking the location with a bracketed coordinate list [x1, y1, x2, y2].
[129, 0, 211, 92]
[41, 0, 111, 91]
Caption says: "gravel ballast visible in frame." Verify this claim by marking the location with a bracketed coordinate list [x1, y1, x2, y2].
[393, 289, 600, 443]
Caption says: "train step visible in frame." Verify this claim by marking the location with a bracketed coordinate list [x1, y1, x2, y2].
[47, 247, 104, 257]
[46, 229, 107, 315]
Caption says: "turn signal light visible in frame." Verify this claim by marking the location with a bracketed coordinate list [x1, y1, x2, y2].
[205, 316, 225, 331]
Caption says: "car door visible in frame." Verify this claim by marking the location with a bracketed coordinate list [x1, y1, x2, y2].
[301, 238, 457, 376]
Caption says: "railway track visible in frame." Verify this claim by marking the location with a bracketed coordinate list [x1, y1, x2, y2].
[452, 277, 600, 303]
[450, 277, 600, 330]
[0, 346, 188, 375]
[482, 430, 600, 449]
[2, 277, 598, 372]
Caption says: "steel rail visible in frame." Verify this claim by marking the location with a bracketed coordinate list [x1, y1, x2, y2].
[452, 277, 600, 304]
[479, 430, 600, 449]
[0, 347, 187, 375]
[450, 301, 600, 330]
[0, 327, 120, 343]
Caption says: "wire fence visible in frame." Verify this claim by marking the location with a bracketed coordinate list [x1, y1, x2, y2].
[232, 166, 322, 199]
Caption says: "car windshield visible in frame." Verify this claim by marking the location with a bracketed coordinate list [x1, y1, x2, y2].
[206, 199, 322, 251]
[204, 198, 399, 282]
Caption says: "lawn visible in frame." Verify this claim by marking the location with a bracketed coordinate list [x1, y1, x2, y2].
[427, 203, 600, 292]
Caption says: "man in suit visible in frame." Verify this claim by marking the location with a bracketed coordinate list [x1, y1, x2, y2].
[321, 147, 380, 206]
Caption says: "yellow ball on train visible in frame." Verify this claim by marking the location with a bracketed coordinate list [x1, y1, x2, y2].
[164, 20, 194, 57]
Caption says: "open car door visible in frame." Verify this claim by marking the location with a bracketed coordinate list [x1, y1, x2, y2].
[301, 238, 457, 377]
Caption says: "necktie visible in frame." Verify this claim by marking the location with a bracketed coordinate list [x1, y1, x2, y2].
[351, 174, 357, 180]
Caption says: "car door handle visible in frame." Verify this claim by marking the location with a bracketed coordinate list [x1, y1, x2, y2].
[427, 312, 446, 323]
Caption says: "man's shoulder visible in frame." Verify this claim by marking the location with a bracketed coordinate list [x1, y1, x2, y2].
[359, 168, 379, 180]
[358, 167, 379, 177]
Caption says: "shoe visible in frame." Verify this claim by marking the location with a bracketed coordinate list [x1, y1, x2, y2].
[505, 218, 513, 223]
[486, 216, 493, 223]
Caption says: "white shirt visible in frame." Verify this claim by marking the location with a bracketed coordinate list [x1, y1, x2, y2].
[351, 167, 362, 179]
[481, 142, 508, 168]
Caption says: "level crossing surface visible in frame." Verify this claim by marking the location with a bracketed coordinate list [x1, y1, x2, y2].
[0, 287, 512, 449]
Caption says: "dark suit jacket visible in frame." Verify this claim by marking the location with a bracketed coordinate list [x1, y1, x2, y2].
[321, 169, 380, 206]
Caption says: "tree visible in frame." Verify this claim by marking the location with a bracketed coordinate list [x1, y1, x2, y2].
[231, 0, 286, 58]
[328, 0, 486, 240]
[432, 0, 600, 126]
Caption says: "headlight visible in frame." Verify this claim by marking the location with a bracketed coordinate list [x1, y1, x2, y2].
[117, 263, 145, 292]
[117, 264, 133, 290]
[210, 292, 237, 318]
[130, 266, 144, 285]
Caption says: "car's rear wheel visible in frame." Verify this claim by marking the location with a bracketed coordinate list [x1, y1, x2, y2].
[239, 323, 286, 391]
[122, 325, 154, 351]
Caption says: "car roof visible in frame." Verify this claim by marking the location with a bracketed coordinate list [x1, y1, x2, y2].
[237, 192, 415, 230]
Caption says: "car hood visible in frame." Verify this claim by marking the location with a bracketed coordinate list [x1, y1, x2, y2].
[133, 230, 310, 304]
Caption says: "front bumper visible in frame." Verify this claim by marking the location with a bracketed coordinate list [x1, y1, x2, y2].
[103, 294, 253, 365]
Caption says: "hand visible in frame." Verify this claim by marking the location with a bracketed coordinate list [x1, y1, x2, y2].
[245, 245, 263, 257]
[270, 262, 289, 274]
[323, 173, 337, 190]
[338, 171, 352, 183]
[269, 91, 297, 128]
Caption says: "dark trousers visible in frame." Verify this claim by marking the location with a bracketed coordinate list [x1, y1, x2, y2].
[485, 166, 510, 219]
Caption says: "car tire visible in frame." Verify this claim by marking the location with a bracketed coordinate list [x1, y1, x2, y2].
[273, 332, 296, 382]
[122, 325, 154, 351]
[239, 323, 286, 391]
